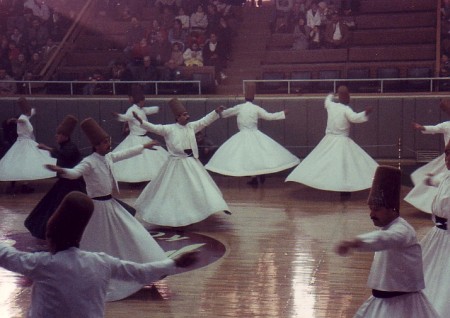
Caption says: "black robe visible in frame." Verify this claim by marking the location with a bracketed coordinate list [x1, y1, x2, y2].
[24, 140, 86, 239]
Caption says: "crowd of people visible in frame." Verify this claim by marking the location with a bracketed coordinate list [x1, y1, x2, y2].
[0, 0, 86, 95]
[85, 0, 242, 94]
[270, 0, 359, 50]
[0, 0, 245, 95]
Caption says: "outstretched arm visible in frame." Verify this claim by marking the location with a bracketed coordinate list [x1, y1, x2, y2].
[335, 239, 362, 256]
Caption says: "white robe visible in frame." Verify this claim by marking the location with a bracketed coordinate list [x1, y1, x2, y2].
[420, 171, 450, 317]
[353, 217, 439, 318]
[0, 244, 175, 318]
[404, 122, 450, 214]
[205, 102, 300, 176]
[0, 109, 56, 181]
[285, 95, 378, 191]
[135, 111, 230, 227]
[112, 104, 169, 182]
[60, 145, 168, 301]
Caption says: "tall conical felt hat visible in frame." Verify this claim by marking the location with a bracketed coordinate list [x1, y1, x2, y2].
[337, 85, 350, 105]
[80, 117, 109, 146]
[46, 191, 94, 252]
[245, 82, 256, 101]
[169, 98, 187, 117]
[440, 99, 450, 116]
[18, 97, 31, 114]
[367, 165, 401, 212]
[56, 115, 78, 136]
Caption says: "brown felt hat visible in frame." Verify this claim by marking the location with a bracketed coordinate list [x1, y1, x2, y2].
[80, 117, 109, 146]
[245, 82, 256, 101]
[440, 99, 450, 116]
[46, 191, 94, 252]
[367, 165, 401, 212]
[337, 85, 350, 105]
[56, 115, 78, 136]
[18, 97, 31, 114]
[169, 98, 187, 117]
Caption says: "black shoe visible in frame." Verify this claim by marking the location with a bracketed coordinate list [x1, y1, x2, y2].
[247, 177, 258, 188]
[258, 175, 266, 184]
[21, 185, 35, 194]
[224, 210, 232, 215]
[5, 186, 16, 195]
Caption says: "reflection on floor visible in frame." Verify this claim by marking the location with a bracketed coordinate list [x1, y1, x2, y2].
[0, 172, 433, 318]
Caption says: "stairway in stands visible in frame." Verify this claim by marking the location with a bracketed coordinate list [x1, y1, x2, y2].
[215, 4, 273, 95]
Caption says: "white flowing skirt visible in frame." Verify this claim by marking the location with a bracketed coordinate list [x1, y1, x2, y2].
[205, 130, 300, 176]
[410, 154, 446, 185]
[354, 292, 439, 318]
[404, 155, 446, 214]
[112, 134, 169, 182]
[285, 134, 378, 192]
[80, 198, 168, 302]
[135, 156, 229, 227]
[404, 182, 435, 214]
[0, 137, 56, 181]
[421, 226, 450, 317]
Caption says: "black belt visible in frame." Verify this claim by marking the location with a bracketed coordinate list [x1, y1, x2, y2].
[184, 149, 193, 156]
[372, 290, 414, 298]
[92, 194, 136, 216]
[92, 194, 112, 201]
[435, 215, 447, 230]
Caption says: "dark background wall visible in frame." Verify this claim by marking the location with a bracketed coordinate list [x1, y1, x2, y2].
[0, 95, 446, 160]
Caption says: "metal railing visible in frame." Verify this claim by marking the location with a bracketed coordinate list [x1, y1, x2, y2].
[244, 77, 450, 94]
[0, 80, 203, 95]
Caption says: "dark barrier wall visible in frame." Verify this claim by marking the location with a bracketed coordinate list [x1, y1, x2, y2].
[0, 95, 447, 160]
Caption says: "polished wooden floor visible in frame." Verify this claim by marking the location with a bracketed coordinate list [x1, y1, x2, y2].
[0, 170, 434, 318]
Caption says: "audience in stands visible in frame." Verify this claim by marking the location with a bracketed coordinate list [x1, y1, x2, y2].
[0, 66, 17, 95]
[160, 5, 176, 30]
[124, 17, 146, 56]
[175, 6, 190, 31]
[203, 32, 227, 85]
[134, 55, 158, 93]
[160, 58, 182, 82]
[129, 37, 152, 66]
[11, 52, 27, 80]
[286, 2, 305, 32]
[109, 60, 133, 94]
[323, 12, 349, 48]
[292, 17, 309, 50]
[167, 18, 187, 50]
[82, 69, 108, 95]
[150, 30, 172, 67]
[169, 42, 184, 67]
[190, 4, 208, 34]
[183, 41, 203, 67]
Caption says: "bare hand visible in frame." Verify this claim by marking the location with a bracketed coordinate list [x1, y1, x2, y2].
[365, 106, 373, 115]
[37, 143, 51, 151]
[412, 122, 425, 131]
[132, 111, 143, 125]
[284, 109, 289, 115]
[173, 251, 199, 268]
[425, 173, 434, 186]
[45, 164, 64, 174]
[143, 140, 160, 150]
[215, 105, 225, 114]
[111, 111, 120, 119]
[335, 239, 361, 256]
